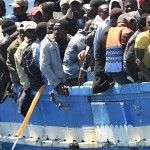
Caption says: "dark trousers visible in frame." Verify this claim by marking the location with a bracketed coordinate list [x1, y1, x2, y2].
[111, 72, 131, 85]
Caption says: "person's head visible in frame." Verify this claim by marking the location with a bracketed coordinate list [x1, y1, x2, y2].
[124, 0, 138, 13]
[28, 7, 43, 24]
[109, 0, 123, 14]
[89, 0, 106, 19]
[60, 0, 70, 15]
[0, 0, 6, 18]
[24, 21, 37, 41]
[9, 0, 28, 17]
[139, 0, 150, 14]
[117, 13, 137, 31]
[53, 19, 70, 41]
[69, 0, 83, 19]
[98, 3, 109, 20]
[137, 13, 148, 31]
[47, 19, 58, 34]
[146, 15, 150, 31]
[36, 22, 47, 41]
[111, 1, 121, 9]
[39, 2, 54, 22]
[110, 8, 123, 27]
[1, 18, 17, 36]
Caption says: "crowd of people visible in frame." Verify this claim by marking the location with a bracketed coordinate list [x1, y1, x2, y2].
[0, 0, 150, 114]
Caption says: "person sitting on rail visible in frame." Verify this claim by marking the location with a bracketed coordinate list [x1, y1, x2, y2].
[104, 13, 136, 85]
[93, 8, 123, 93]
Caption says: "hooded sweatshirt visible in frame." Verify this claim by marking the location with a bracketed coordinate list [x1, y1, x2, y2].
[109, 0, 124, 14]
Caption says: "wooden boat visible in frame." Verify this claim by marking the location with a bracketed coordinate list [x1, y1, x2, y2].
[0, 81, 150, 150]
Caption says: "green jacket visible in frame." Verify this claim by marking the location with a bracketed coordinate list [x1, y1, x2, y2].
[7, 36, 22, 84]
[14, 37, 30, 90]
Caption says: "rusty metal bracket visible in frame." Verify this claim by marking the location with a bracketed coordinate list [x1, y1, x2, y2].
[50, 91, 70, 109]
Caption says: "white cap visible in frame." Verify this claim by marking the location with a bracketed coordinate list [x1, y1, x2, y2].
[69, 0, 83, 5]
[23, 21, 37, 31]
[60, 0, 69, 7]
[83, 4, 90, 11]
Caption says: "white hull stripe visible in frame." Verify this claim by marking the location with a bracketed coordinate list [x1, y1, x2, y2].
[0, 122, 150, 148]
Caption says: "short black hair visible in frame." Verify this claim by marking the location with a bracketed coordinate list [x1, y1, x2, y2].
[48, 19, 58, 24]
[36, 22, 47, 35]
[90, 0, 106, 10]
[138, 13, 149, 30]
[57, 19, 70, 32]
[124, 0, 137, 5]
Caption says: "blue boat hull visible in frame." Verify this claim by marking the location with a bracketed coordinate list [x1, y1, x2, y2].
[0, 82, 150, 149]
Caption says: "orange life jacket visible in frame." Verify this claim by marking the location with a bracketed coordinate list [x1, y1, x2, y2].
[105, 26, 127, 73]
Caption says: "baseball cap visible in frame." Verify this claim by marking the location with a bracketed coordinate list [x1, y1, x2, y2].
[60, 0, 69, 7]
[9, 0, 28, 8]
[69, 0, 83, 5]
[139, 0, 144, 6]
[24, 21, 37, 31]
[28, 7, 43, 16]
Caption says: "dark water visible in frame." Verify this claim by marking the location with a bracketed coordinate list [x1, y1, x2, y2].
[0, 142, 10, 150]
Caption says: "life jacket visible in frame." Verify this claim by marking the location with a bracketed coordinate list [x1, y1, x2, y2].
[105, 26, 127, 73]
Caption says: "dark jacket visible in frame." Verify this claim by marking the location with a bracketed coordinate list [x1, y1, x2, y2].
[65, 8, 88, 36]
[15, 14, 29, 22]
[93, 25, 114, 93]
[123, 30, 142, 81]
[0, 35, 13, 102]
[6, 36, 22, 84]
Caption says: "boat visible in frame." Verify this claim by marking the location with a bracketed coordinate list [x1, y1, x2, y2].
[0, 81, 150, 150]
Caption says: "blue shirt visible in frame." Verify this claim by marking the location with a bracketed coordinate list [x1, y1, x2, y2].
[63, 29, 86, 79]
[93, 17, 110, 58]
